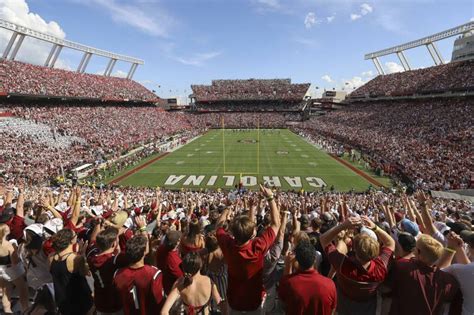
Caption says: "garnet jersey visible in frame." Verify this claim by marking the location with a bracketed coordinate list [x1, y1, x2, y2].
[113, 265, 164, 315]
[87, 245, 129, 313]
[119, 229, 134, 252]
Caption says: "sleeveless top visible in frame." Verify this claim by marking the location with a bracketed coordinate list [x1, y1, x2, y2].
[0, 254, 11, 266]
[180, 238, 204, 257]
[181, 278, 215, 315]
[50, 252, 93, 315]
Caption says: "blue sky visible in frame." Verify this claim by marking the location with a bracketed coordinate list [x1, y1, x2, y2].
[0, 0, 473, 99]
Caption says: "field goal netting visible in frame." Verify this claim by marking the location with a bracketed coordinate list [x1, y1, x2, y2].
[220, 116, 260, 178]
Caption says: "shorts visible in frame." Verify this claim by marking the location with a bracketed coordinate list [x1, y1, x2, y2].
[0, 262, 25, 282]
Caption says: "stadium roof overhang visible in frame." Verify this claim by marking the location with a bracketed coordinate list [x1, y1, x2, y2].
[364, 21, 474, 75]
[0, 18, 144, 79]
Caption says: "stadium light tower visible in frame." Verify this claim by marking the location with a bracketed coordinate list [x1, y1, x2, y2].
[365, 21, 474, 75]
[0, 18, 144, 79]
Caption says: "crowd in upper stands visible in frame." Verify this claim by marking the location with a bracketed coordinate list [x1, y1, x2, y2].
[0, 60, 157, 101]
[350, 59, 474, 98]
[192, 79, 310, 102]
[297, 98, 473, 191]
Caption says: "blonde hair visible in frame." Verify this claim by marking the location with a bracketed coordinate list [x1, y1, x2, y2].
[293, 231, 310, 246]
[416, 234, 443, 265]
[353, 234, 380, 263]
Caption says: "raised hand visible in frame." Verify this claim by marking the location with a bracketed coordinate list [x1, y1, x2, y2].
[259, 184, 273, 198]
[361, 215, 376, 230]
[134, 215, 147, 230]
[342, 216, 362, 230]
[446, 231, 463, 250]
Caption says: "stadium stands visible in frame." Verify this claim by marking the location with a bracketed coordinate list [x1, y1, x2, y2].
[0, 60, 157, 101]
[297, 98, 473, 190]
[1, 16, 473, 315]
[349, 59, 474, 98]
[192, 79, 310, 103]
[1, 104, 195, 183]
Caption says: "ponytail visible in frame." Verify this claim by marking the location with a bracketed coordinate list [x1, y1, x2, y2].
[181, 252, 202, 288]
[182, 272, 193, 287]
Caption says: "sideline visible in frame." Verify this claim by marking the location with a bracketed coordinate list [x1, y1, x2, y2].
[329, 154, 385, 188]
[107, 132, 207, 185]
[108, 153, 170, 185]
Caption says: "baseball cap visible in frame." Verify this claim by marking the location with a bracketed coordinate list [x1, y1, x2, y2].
[110, 211, 129, 227]
[434, 222, 451, 235]
[360, 227, 378, 241]
[446, 222, 471, 235]
[400, 219, 419, 237]
[43, 218, 64, 236]
[0, 207, 15, 223]
[24, 223, 44, 238]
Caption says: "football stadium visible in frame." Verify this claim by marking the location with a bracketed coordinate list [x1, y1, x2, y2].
[0, 1, 473, 314]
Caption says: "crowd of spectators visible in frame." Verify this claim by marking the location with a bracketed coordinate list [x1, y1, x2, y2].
[189, 112, 301, 128]
[192, 79, 310, 102]
[297, 98, 473, 191]
[0, 180, 472, 314]
[0, 60, 157, 101]
[195, 101, 306, 112]
[1, 104, 195, 184]
[350, 59, 474, 98]
[1, 97, 471, 193]
[0, 103, 307, 185]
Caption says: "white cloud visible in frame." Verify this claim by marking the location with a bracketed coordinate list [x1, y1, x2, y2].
[304, 12, 318, 29]
[257, 0, 281, 9]
[350, 3, 373, 21]
[343, 76, 369, 91]
[172, 51, 222, 66]
[326, 15, 335, 23]
[321, 74, 333, 83]
[360, 3, 373, 15]
[113, 70, 127, 78]
[385, 61, 404, 74]
[350, 14, 361, 21]
[80, 0, 173, 37]
[0, 0, 66, 65]
[362, 70, 374, 77]
[470, 17, 474, 22]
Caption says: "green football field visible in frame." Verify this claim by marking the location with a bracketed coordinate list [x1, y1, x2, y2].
[113, 129, 380, 191]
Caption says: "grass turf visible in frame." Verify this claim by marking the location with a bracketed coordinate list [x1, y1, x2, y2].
[113, 129, 380, 191]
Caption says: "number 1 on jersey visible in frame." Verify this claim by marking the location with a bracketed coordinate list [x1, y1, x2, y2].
[130, 286, 139, 309]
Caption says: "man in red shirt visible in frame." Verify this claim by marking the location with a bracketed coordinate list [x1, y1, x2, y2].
[279, 240, 337, 315]
[155, 230, 183, 295]
[320, 215, 395, 315]
[216, 184, 280, 313]
[388, 234, 461, 315]
[114, 235, 164, 315]
[87, 226, 128, 315]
